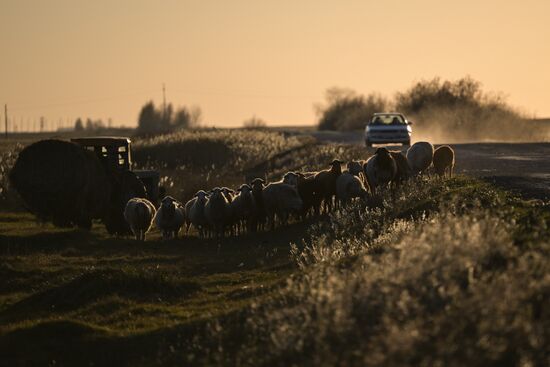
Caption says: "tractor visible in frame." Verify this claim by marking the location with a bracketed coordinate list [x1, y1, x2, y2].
[71, 137, 160, 205]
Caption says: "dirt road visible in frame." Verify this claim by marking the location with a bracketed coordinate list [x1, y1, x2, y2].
[307, 131, 550, 200]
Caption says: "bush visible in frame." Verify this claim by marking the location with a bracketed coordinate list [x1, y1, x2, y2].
[394, 76, 526, 141]
[238, 178, 549, 366]
[317, 88, 388, 131]
[0, 145, 23, 211]
[243, 116, 267, 129]
[132, 128, 306, 201]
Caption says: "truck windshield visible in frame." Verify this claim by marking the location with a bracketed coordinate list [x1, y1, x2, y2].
[371, 115, 405, 125]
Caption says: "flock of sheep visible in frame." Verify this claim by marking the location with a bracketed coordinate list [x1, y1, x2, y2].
[124, 141, 455, 241]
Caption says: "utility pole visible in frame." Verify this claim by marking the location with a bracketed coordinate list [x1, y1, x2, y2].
[162, 83, 167, 119]
[4, 104, 7, 138]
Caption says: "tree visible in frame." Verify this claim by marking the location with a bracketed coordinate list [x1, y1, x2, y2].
[189, 105, 202, 127]
[137, 101, 162, 134]
[74, 118, 84, 132]
[136, 101, 202, 135]
[172, 107, 191, 130]
[243, 115, 267, 129]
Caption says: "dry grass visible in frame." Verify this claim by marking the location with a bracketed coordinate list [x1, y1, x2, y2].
[0, 130, 548, 366]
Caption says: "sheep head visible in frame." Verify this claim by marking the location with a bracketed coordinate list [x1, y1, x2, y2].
[347, 161, 363, 176]
[282, 172, 299, 187]
[195, 190, 208, 200]
[250, 178, 265, 192]
[330, 159, 343, 174]
[238, 184, 252, 195]
[160, 196, 177, 217]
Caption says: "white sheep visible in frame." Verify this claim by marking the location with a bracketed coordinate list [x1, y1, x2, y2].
[336, 172, 369, 205]
[123, 198, 156, 241]
[262, 182, 303, 230]
[184, 190, 209, 237]
[406, 141, 434, 175]
[154, 196, 185, 240]
[204, 187, 230, 238]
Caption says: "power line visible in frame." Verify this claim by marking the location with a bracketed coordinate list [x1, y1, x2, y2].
[4, 104, 8, 138]
[9, 89, 156, 112]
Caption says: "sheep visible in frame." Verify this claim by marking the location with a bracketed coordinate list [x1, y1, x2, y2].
[363, 148, 397, 194]
[406, 141, 434, 175]
[204, 187, 230, 238]
[346, 159, 368, 187]
[184, 190, 209, 237]
[433, 145, 455, 178]
[221, 187, 236, 203]
[282, 171, 300, 187]
[124, 198, 156, 241]
[336, 173, 369, 206]
[389, 150, 412, 185]
[296, 172, 322, 219]
[154, 196, 185, 240]
[229, 184, 257, 234]
[346, 160, 363, 177]
[250, 178, 266, 232]
[313, 159, 343, 213]
[262, 182, 303, 230]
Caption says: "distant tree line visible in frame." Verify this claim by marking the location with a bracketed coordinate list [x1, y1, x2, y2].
[136, 101, 202, 135]
[74, 118, 108, 132]
[242, 115, 267, 129]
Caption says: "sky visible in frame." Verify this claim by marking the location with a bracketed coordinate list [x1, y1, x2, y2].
[1, 0, 549, 129]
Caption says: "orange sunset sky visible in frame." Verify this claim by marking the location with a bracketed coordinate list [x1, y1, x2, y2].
[1, 0, 549, 129]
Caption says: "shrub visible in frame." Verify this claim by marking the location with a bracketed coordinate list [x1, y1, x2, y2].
[242, 206, 548, 366]
[317, 88, 388, 131]
[243, 116, 267, 129]
[394, 76, 527, 141]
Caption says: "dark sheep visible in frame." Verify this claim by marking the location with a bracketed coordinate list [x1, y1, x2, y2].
[296, 173, 322, 218]
[250, 178, 266, 232]
[389, 150, 412, 185]
[313, 159, 343, 213]
[363, 148, 397, 194]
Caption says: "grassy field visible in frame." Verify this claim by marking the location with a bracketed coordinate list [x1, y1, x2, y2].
[1, 130, 549, 366]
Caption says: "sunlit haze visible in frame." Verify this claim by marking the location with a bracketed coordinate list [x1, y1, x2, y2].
[1, 0, 549, 129]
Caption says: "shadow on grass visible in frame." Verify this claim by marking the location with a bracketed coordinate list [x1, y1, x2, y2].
[0, 307, 251, 367]
[0, 268, 202, 323]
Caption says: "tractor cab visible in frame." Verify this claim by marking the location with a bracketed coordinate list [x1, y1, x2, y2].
[71, 137, 160, 204]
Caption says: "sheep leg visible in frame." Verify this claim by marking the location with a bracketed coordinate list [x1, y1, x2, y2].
[268, 213, 275, 231]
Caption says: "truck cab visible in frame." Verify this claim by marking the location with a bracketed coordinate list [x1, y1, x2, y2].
[364, 112, 412, 147]
[71, 137, 160, 204]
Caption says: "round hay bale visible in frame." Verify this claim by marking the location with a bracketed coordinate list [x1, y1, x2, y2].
[9, 139, 111, 229]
